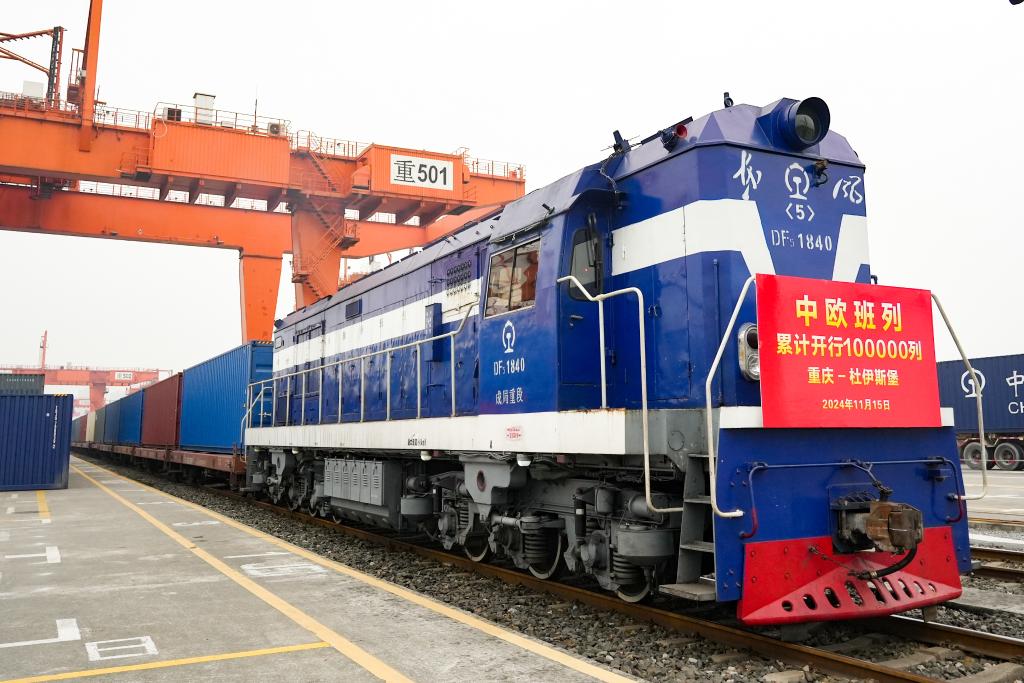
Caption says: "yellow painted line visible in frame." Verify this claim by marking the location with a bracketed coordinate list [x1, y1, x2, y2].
[0, 641, 330, 683]
[70, 466, 411, 683]
[35, 490, 49, 523]
[86, 461, 632, 683]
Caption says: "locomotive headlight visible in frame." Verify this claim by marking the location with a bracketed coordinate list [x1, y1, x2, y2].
[738, 323, 760, 381]
[745, 352, 760, 381]
[780, 97, 830, 149]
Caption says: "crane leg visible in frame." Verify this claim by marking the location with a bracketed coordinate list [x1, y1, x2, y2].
[239, 254, 282, 342]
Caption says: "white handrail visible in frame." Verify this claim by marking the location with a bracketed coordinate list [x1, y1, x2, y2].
[931, 293, 988, 500]
[704, 276, 754, 519]
[247, 299, 479, 426]
[556, 275, 682, 515]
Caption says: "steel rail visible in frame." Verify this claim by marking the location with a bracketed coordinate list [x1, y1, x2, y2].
[862, 615, 1024, 661]
[970, 517, 1024, 529]
[970, 546, 1024, 582]
[183, 485, 1020, 682]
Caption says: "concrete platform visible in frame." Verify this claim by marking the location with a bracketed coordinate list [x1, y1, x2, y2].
[0, 457, 632, 683]
[964, 469, 1024, 523]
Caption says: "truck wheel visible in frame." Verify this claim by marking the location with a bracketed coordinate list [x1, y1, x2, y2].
[962, 442, 991, 470]
[994, 442, 1024, 471]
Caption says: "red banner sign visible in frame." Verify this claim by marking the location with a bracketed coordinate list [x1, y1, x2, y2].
[756, 274, 941, 428]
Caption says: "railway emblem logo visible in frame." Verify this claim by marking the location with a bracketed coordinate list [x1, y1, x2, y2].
[961, 369, 986, 398]
[502, 320, 516, 354]
[785, 163, 811, 200]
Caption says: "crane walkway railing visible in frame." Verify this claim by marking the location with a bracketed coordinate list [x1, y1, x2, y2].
[242, 300, 479, 434]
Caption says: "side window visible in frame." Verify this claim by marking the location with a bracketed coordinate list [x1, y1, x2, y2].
[485, 239, 541, 317]
[568, 228, 601, 299]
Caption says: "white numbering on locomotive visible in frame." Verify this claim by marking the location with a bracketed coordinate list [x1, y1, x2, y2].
[770, 229, 834, 251]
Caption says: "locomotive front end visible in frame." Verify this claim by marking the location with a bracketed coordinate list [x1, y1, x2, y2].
[677, 98, 972, 624]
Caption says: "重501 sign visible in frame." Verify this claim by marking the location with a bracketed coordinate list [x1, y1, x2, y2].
[390, 154, 454, 191]
[756, 274, 941, 428]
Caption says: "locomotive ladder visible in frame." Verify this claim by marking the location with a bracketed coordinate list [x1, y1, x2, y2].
[659, 451, 718, 602]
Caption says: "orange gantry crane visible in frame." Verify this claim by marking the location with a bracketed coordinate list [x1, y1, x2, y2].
[2, 332, 162, 413]
[0, 0, 524, 341]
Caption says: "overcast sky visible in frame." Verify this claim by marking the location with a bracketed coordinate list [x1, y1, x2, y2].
[0, 1, 1020, 373]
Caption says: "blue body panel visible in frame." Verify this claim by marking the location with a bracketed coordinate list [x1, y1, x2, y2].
[712, 426, 971, 601]
[103, 400, 120, 444]
[938, 355, 1024, 435]
[0, 394, 72, 491]
[118, 391, 144, 445]
[180, 342, 272, 453]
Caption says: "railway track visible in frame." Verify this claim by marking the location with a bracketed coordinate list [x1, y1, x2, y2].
[78, 452, 1024, 682]
[969, 517, 1024, 529]
[193, 485, 1023, 681]
[970, 546, 1024, 582]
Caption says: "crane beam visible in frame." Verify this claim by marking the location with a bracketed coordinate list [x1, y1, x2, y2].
[0, 186, 288, 341]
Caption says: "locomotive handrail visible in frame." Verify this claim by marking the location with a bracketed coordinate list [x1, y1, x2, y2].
[556, 275, 683, 515]
[244, 299, 479, 430]
[704, 276, 754, 519]
[239, 385, 270, 449]
[931, 292, 989, 500]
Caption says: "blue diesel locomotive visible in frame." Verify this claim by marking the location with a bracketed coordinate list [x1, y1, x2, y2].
[243, 96, 972, 625]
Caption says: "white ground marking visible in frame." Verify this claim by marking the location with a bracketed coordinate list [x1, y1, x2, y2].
[171, 520, 220, 527]
[4, 546, 61, 564]
[240, 561, 328, 578]
[4, 507, 12, 515]
[135, 501, 177, 506]
[85, 636, 159, 661]
[224, 551, 292, 559]
[0, 619, 80, 649]
[9, 494, 17, 499]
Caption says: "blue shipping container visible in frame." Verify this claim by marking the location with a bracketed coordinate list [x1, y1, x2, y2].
[179, 342, 272, 453]
[103, 399, 121, 444]
[938, 354, 1024, 435]
[0, 394, 72, 491]
[118, 391, 144, 445]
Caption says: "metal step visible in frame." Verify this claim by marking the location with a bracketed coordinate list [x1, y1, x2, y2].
[659, 582, 717, 601]
[684, 495, 710, 504]
[679, 540, 715, 553]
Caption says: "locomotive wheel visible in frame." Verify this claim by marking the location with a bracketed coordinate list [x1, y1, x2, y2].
[270, 486, 288, 506]
[615, 581, 652, 603]
[463, 535, 492, 562]
[994, 442, 1024, 471]
[330, 509, 344, 524]
[527, 532, 566, 580]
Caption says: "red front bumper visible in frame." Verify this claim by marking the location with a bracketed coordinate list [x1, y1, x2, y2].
[737, 526, 962, 625]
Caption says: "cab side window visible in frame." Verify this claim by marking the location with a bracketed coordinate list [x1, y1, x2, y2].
[568, 228, 601, 299]
[485, 239, 540, 317]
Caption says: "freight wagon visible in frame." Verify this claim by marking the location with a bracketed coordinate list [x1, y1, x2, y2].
[73, 343, 271, 481]
[938, 354, 1024, 470]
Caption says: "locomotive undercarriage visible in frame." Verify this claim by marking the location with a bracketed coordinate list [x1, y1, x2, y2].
[246, 448, 684, 602]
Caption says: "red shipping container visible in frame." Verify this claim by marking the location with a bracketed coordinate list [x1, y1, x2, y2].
[141, 374, 182, 447]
